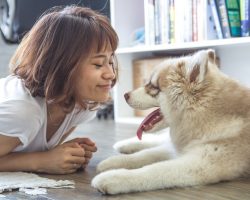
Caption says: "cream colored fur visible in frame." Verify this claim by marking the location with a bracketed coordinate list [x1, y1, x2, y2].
[91, 49, 250, 194]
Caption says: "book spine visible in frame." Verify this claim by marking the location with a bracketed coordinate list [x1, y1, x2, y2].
[192, 0, 198, 41]
[154, 0, 161, 44]
[225, 0, 241, 37]
[144, 0, 155, 45]
[206, 0, 218, 39]
[159, 0, 170, 44]
[169, 0, 175, 43]
[240, 0, 250, 36]
[184, 0, 193, 42]
[209, 0, 224, 39]
[174, 0, 185, 43]
[197, 0, 205, 41]
[216, 0, 231, 38]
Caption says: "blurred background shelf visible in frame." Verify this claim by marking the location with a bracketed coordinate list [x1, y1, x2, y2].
[116, 37, 250, 54]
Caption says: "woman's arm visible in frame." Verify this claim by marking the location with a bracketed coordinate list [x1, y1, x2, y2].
[0, 134, 21, 157]
[0, 134, 86, 174]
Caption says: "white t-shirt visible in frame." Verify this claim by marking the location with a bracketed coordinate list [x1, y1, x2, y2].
[0, 75, 97, 152]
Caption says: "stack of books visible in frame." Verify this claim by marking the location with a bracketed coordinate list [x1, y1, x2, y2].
[144, 0, 248, 46]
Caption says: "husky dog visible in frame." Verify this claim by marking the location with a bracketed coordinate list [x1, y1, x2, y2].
[92, 49, 250, 194]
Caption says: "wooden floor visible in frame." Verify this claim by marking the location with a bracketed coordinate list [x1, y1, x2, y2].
[2, 118, 250, 200]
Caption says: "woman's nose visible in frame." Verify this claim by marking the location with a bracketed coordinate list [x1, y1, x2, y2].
[103, 66, 115, 80]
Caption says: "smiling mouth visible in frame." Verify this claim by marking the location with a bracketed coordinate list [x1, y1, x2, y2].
[136, 108, 163, 140]
[98, 85, 112, 89]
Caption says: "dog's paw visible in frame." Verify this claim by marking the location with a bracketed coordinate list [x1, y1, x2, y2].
[113, 137, 155, 154]
[91, 169, 133, 195]
[113, 134, 165, 154]
[97, 155, 128, 173]
[113, 138, 141, 154]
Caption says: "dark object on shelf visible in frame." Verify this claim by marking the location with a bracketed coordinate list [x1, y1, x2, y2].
[0, 0, 110, 43]
[97, 102, 114, 120]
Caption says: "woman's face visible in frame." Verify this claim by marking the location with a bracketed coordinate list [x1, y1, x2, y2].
[76, 46, 116, 103]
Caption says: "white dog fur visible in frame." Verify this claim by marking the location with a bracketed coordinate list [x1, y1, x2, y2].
[91, 49, 250, 194]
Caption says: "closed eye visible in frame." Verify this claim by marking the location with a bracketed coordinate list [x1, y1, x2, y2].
[92, 64, 103, 69]
[145, 82, 160, 97]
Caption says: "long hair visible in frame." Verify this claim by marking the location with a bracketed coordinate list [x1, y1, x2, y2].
[10, 5, 119, 111]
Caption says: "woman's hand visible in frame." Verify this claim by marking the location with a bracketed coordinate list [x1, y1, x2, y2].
[65, 138, 97, 170]
[39, 142, 85, 174]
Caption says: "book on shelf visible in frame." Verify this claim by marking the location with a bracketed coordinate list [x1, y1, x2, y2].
[225, 0, 241, 37]
[209, 0, 224, 39]
[144, 0, 155, 45]
[144, 0, 222, 45]
[197, 0, 218, 40]
[132, 57, 166, 117]
[174, 0, 185, 43]
[207, 0, 220, 40]
[154, 0, 161, 44]
[169, 0, 175, 43]
[143, 0, 249, 47]
[240, 0, 250, 36]
[154, 0, 170, 44]
[216, 0, 231, 38]
[192, 0, 198, 41]
[197, 0, 206, 41]
[183, 0, 193, 42]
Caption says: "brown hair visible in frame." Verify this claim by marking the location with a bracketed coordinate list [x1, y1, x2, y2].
[10, 5, 119, 111]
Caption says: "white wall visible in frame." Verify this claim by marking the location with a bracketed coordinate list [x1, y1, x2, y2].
[217, 44, 250, 87]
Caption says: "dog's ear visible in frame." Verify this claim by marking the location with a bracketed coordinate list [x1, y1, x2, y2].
[189, 64, 202, 83]
[207, 49, 216, 64]
[207, 49, 220, 67]
[189, 49, 214, 83]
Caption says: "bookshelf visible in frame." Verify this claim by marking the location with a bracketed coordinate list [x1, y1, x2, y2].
[110, 0, 250, 124]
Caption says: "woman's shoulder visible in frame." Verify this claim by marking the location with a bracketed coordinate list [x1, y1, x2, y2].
[0, 75, 30, 99]
[0, 75, 45, 111]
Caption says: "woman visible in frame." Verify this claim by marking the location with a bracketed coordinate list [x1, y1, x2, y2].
[0, 5, 118, 174]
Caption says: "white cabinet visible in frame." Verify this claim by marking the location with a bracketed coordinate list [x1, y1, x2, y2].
[110, 0, 250, 124]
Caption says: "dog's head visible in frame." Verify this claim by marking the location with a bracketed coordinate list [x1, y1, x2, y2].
[124, 49, 219, 139]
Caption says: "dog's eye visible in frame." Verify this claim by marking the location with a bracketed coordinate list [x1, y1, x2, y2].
[145, 83, 160, 97]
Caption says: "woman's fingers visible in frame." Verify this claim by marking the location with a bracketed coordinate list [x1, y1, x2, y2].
[61, 138, 97, 171]
[64, 138, 97, 152]
[78, 137, 96, 146]
[66, 168, 78, 174]
[80, 158, 90, 170]
[72, 163, 82, 169]
[70, 156, 85, 165]
[83, 158, 90, 165]
[83, 150, 93, 158]
[67, 138, 95, 146]
[69, 158, 89, 172]
[69, 147, 85, 157]
[80, 143, 97, 152]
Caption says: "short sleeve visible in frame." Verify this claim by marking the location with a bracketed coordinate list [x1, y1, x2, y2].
[0, 100, 42, 148]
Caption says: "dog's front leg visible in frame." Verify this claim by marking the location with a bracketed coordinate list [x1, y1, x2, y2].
[97, 144, 172, 172]
[92, 158, 200, 194]
[114, 131, 169, 154]
[92, 147, 241, 194]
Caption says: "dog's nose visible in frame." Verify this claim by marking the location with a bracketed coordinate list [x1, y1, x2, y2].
[124, 93, 130, 101]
